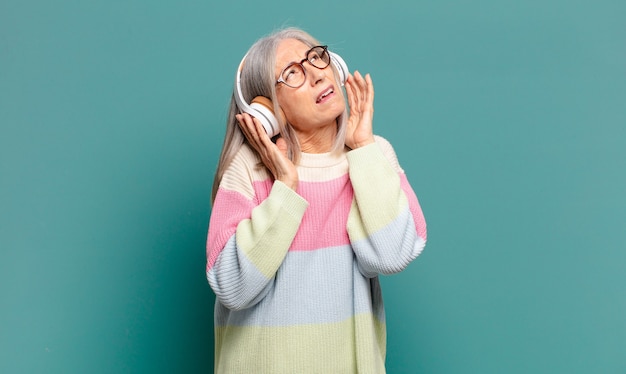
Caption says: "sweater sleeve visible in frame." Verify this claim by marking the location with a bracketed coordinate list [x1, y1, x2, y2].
[346, 136, 427, 277]
[206, 149, 308, 310]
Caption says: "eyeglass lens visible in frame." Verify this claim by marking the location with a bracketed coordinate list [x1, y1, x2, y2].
[280, 46, 330, 88]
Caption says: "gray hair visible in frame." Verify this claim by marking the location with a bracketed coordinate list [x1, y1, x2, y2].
[212, 28, 348, 202]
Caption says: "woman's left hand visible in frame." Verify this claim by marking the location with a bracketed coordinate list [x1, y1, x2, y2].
[345, 71, 375, 149]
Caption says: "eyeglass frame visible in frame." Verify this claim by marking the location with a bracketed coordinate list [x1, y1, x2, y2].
[275, 45, 331, 88]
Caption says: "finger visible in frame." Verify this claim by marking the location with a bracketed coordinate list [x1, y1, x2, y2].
[236, 113, 258, 143]
[352, 72, 374, 114]
[349, 71, 360, 101]
[355, 71, 368, 103]
[238, 113, 269, 153]
[352, 73, 366, 107]
[365, 73, 374, 105]
[351, 71, 370, 108]
[247, 115, 283, 160]
[363, 74, 374, 115]
[345, 73, 358, 114]
[252, 116, 275, 148]
[275, 137, 289, 158]
[236, 114, 253, 139]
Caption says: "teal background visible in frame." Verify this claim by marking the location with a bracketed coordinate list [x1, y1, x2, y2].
[2, 0, 625, 373]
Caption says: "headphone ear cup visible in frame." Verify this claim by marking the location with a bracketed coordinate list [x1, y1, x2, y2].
[249, 96, 280, 138]
[234, 55, 280, 137]
[329, 51, 349, 86]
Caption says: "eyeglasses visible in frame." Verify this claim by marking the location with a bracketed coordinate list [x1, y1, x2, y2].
[276, 46, 331, 88]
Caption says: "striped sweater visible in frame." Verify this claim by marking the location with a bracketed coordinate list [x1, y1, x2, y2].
[206, 135, 427, 373]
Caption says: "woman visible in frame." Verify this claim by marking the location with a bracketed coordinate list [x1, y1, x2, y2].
[206, 27, 427, 373]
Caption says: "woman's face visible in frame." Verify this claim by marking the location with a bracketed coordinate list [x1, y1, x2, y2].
[274, 38, 345, 136]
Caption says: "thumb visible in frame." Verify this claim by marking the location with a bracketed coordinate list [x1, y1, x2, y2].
[275, 137, 289, 158]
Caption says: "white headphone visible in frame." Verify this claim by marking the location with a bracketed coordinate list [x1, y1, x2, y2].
[233, 47, 349, 138]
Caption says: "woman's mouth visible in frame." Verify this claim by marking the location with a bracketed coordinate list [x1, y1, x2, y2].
[316, 86, 335, 104]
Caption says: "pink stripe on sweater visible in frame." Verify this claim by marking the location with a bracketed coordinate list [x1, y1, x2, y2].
[244, 176, 353, 251]
[400, 174, 427, 240]
[289, 175, 353, 251]
[207, 172, 425, 269]
[206, 188, 256, 269]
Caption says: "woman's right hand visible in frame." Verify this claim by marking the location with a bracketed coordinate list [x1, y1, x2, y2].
[236, 113, 298, 191]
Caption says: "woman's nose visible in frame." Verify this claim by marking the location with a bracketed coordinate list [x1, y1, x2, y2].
[308, 66, 326, 85]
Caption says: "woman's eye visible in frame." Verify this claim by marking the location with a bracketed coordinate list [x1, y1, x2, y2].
[284, 68, 300, 82]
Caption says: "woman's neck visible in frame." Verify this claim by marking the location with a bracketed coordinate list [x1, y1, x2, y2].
[296, 123, 337, 153]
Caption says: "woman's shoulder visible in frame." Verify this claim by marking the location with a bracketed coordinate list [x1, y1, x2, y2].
[220, 143, 271, 191]
[230, 142, 261, 165]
